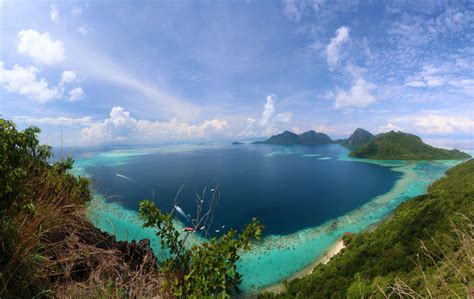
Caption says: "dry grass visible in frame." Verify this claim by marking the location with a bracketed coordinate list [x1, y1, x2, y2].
[380, 214, 474, 298]
[1, 161, 168, 298]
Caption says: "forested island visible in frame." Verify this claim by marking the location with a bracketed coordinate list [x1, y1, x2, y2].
[254, 128, 470, 161]
[252, 130, 332, 145]
[349, 131, 471, 160]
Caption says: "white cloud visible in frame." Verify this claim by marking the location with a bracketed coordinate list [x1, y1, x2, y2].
[388, 114, 474, 134]
[246, 117, 256, 125]
[17, 29, 65, 65]
[314, 124, 333, 133]
[81, 106, 228, 143]
[60, 70, 78, 84]
[334, 77, 377, 108]
[325, 26, 350, 70]
[0, 61, 61, 102]
[260, 94, 276, 125]
[78, 25, 90, 36]
[68, 87, 84, 102]
[411, 115, 474, 134]
[14, 115, 92, 126]
[276, 112, 292, 123]
[50, 4, 59, 23]
[377, 123, 402, 133]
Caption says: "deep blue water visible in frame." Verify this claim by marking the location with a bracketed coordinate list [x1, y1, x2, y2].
[72, 143, 402, 236]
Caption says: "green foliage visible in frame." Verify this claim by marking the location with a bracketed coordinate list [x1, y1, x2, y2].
[263, 159, 474, 298]
[256, 130, 332, 145]
[342, 128, 374, 147]
[0, 119, 92, 297]
[139, 199, 264, 298]
[349, 131, 471, 160]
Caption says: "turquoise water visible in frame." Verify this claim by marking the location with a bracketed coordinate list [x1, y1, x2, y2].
[70, 144, 462, 293]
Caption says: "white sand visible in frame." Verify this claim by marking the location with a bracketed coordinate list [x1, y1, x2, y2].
[255, 239, 346, 295]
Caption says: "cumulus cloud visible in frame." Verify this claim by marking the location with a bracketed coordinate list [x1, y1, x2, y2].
[411, 115, 474, 134]
[0, 61, 61, 102]
[334, 78, 377, 108]
[60, 70, 78, 84]
[260, 94, 276, 126]
[50, 4, 59, 23]
[68, 87, 84, 102]
[81, 106, 228, 143]
[325, 26, 350, 70]
[0, 62, 83, 102]
[17, 29, 65, 65]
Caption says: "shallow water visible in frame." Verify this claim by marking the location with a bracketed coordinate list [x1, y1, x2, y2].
[68, 143, 461, 292]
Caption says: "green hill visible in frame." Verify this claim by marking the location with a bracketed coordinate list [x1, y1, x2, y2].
[256, 130, 332, 145]
[349, 131, 470, 160]
[261, 159, 474, 298]
[343, 128, 374, 147]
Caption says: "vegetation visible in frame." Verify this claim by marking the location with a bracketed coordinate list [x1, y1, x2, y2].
[139, 200, 263, 297]
[261, 158, 474, 298]
[350, 131, 471, 160]
[342, 128, 374, 147]
[255, 130, 332, 145]
[0, 119, 167, 298]
[0, 119, 264, 298]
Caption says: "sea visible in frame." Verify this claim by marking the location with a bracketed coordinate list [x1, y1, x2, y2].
[62, 142, 466, 292]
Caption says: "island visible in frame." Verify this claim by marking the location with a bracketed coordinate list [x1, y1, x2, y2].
[253, 130, 332, 145]
[341, 128, 374, 147]
[232, 141, 244, 145]
[349, 131, 471, 160]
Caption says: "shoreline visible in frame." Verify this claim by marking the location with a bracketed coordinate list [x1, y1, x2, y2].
[253, 238, 346, 295]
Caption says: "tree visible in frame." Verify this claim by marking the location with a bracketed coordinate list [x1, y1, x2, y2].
[139, 199, 263, 298]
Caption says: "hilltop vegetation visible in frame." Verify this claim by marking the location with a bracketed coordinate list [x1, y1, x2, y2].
[342, 128, 374, 147]
[254, 130, 332, 145]
[350, 131, 470, 160]
[261, 159, 474, 298]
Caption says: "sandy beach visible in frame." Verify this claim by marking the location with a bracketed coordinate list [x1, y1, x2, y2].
[253, 239, 346, 295]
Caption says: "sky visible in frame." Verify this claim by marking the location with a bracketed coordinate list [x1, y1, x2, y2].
[1, 0, 473, 148]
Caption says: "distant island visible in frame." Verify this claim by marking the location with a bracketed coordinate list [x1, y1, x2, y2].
[349, 131, 471, 160]
[252, 128, 470, 161]
[232, 141, 244, 145]
[340, 128, 374, 147]
[252, 130, 332, 145]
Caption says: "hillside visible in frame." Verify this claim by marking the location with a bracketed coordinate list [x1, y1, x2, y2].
[350, 131, 470, 160]
[261, 159, 474, 298]
[255, 130, 332, 145]
[343, 128, 374, 147]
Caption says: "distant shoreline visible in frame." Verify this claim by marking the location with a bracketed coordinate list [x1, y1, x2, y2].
[253, 238, 345, 295]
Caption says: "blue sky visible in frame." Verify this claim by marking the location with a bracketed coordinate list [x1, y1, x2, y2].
[1, 0, 473, 148]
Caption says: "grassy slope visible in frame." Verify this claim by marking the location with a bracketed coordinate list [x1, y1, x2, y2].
[350, 131, 471, 160]
[262, 159, 474, 298]
[0, 120, 163, 298]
